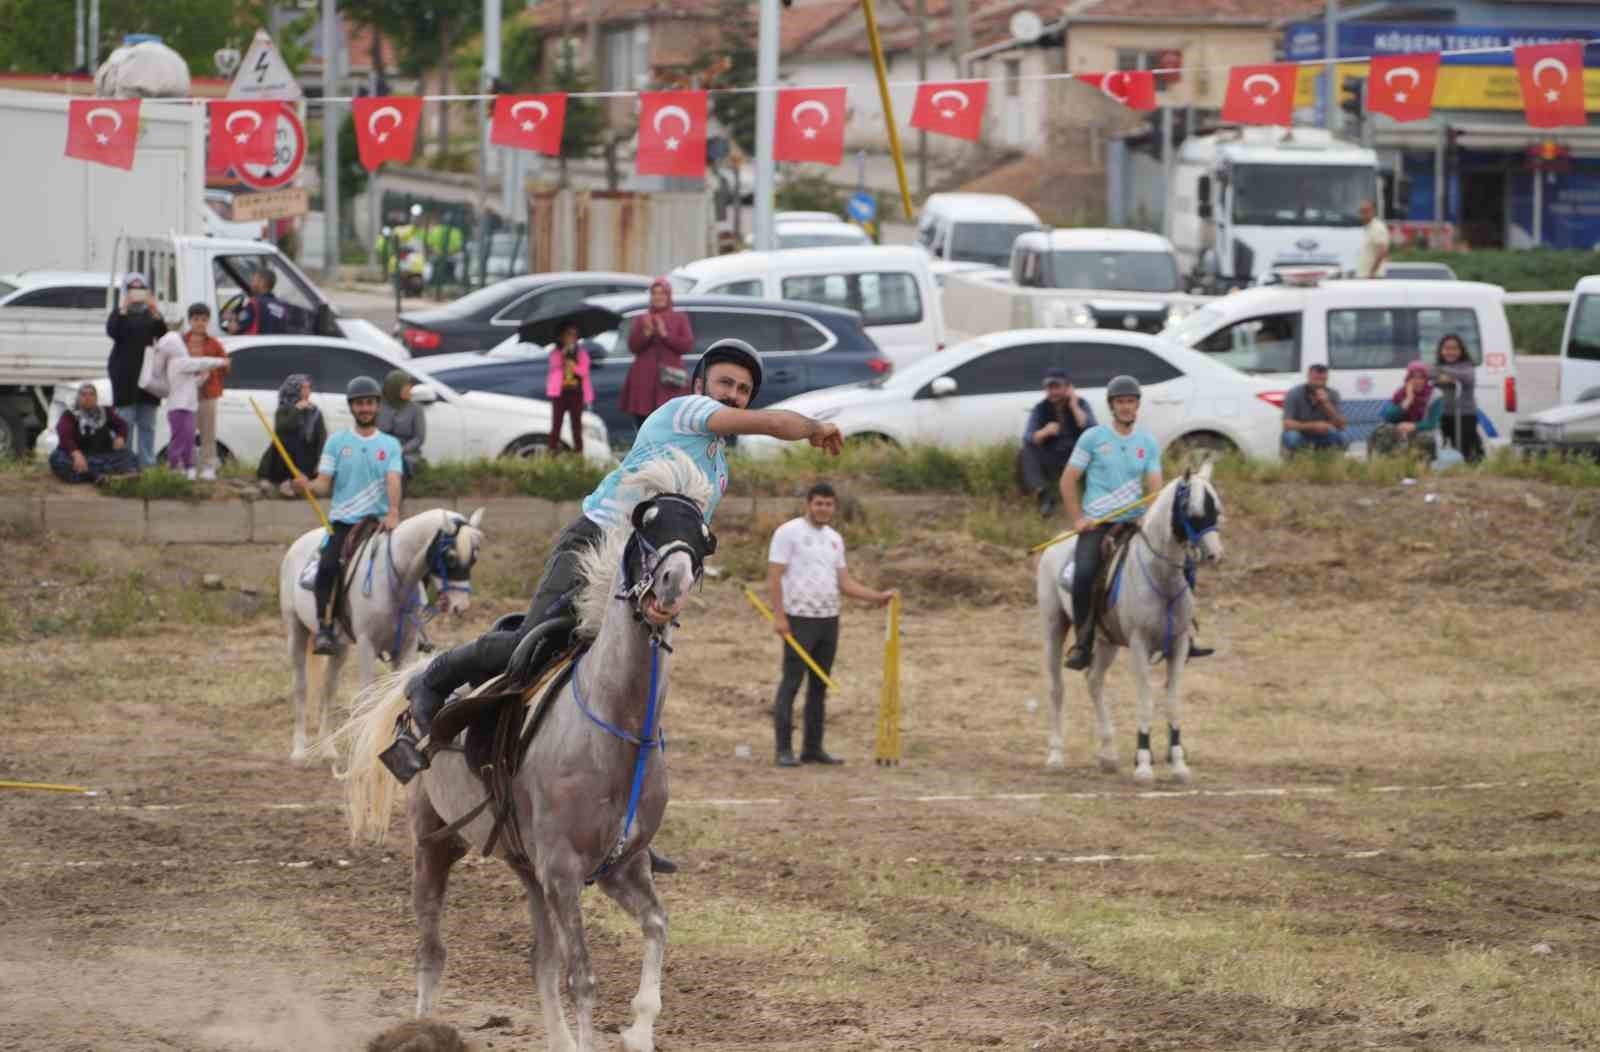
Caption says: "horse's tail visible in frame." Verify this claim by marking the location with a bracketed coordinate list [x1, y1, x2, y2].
[328, 659, 422, 847]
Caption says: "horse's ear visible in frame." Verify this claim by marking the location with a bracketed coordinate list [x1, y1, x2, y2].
[631, 499, 657, 530]
[468, 507, 485, 530]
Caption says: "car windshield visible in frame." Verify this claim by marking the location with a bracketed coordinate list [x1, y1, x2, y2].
[1231, 165, 1372, 227]
[1161, 304, 1230, 347]
[1048, 251, 1180, 292]
[778, 231, 869, 249]
[668, 273, 697, 295]
[437, 280, 534, 317]
[864, 338, 985, 388]
[0, 280, 17, 299]
[949, 223, 1037, 266]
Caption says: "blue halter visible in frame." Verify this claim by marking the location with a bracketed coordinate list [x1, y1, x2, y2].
[1113, 478, 1217, 660]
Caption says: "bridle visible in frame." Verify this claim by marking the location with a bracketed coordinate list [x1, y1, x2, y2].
[614, 493, 717, 642]
[1129, 472, 1220, 659]
[369, 513, 481, 661]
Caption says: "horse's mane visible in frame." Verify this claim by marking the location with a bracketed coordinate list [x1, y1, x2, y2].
[572, 448, 713, 637]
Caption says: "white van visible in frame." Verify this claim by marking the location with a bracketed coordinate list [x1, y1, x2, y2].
[1162, 279, 1518, 446]
[668, 245, 945, 365]
[1556, 274, 1600, 403]
[915, 192, 1045, 278]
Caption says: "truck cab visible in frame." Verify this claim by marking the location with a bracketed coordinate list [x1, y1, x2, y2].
[1170, 127, 1381, 292]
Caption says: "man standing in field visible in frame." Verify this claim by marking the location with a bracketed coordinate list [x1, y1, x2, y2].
[766, 482, 896, 767]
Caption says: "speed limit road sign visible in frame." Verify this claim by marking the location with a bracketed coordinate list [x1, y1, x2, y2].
[236, 103, 306, 191]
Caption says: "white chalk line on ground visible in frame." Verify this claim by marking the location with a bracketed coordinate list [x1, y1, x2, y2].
[59, 778, 1548, 814]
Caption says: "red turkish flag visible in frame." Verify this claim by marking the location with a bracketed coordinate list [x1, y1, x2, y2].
[352, 96, 423, 171]
[207, 101, 278, 173]
[1515, 42, 1587, 128]
[774, 87, 848, 165]
[64, 98, 140, 170]
[910, 80, 988, 141]
[1367, 53, 1440, 123]
[1079, 71, 1157, 112]
[1221, 63, 1297, 126]
[490, 93, 567, 155]
[637, 91, 708, 178]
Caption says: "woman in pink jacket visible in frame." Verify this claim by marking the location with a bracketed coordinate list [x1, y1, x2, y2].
[619, 278, 693, 426]
[545, 316, 595, 455]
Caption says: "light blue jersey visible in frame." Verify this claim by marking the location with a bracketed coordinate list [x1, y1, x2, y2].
[318, 429, 403, 524]
[583, 395, 728, 529]
[1068, 424, 1160, 522]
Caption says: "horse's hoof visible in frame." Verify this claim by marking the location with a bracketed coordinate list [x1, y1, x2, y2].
[1133, 765, 1155, 784]
[1046, 749, 1064, 769]
[1170, 765, 1192, 784]
[620, 1026, 654, 1052]
[1097, 754, 1119, 774]
[290, 742, 309, 765]
[1169, 746, 1192, 783]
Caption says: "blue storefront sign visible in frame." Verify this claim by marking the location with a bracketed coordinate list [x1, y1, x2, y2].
[1285, 22, 1597, 63]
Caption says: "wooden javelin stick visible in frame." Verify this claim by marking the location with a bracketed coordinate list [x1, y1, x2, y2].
[0, 779, 96, 795]
[1029, 493, 1160, 554]
[743, 587, 841, 694]
[249, 396, 330, 534]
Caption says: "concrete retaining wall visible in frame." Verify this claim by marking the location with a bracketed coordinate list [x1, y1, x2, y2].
[6, 493, 953, 545]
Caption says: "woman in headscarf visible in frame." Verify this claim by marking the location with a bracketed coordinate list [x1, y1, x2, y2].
[256, 373, 327, 497]
[378, 368, 427, 483]
[105, 271, 168, 469]
[619, 277, 693, 429]
[49, 383, 139, 483]
[1370, 361, 1441, 457]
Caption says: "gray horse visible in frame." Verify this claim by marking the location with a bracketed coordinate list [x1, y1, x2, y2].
[1035, 463, 1224, 782]
[337, 451, 713, 1052]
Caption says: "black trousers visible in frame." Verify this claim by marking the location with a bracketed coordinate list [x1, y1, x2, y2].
[1019, 443, 1070, 493]
[314, 521, 357, 625]
[1071, 526, 1109, 635]
[773, 615, 840, 755]
[1438, 410, 1484, 463]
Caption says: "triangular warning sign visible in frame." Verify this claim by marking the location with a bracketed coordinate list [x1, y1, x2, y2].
[228, 29, 302, 101]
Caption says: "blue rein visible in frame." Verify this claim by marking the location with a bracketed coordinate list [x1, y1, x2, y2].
[574, 638, 665, 883]
[1117, 481, 1217, 661]
[362, 528, 475, 662]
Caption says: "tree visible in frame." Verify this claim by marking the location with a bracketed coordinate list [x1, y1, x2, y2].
[664, 0, 757, 154]
[550, 42, 605, 188]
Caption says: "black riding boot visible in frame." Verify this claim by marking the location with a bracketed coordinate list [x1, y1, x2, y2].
[379, 630, 525, 784]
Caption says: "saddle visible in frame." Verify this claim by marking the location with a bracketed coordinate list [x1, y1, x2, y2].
[298, 518, 382, 641]
[1088, 523, 1139, 638]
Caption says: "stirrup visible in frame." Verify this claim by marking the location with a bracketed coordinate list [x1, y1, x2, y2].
[378, 718, 430, 784]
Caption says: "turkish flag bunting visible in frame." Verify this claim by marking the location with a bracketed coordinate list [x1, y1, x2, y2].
[352, 96, 423, 171]
[207, 101, 279, 173]
[910, 80, 988, 141]
[64, 98, 140, 170]
[1514, 42, 1587, 128]
[1221, 63, 1298, 126]
[490, 93, 567, 155]
[637, 91, 708, 178]
[774, 87, 849, 165]
[1367, 53, 1440, 123]
[1078, 71, 1157, 112]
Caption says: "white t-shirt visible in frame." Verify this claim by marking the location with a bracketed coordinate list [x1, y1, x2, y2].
[1358, 217, 1390, 278]
[768, 517, 846, 618]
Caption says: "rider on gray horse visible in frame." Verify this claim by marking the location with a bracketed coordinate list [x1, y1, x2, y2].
[381, 340, 845, 832]
[1060, 375, 1211, 670]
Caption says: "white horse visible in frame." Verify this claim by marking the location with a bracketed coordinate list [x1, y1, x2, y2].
[279, 507, 484, 763]
[1036, 463, 1224, 782]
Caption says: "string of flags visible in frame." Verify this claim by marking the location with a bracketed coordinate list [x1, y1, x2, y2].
[63, 39, 1593, 174]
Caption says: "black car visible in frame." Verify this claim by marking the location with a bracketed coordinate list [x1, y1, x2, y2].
[396, 271, 653, 356]
[427, 293, 893, 448]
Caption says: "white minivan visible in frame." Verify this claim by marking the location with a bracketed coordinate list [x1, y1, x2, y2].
[1162, 279, 1519, 446]
[915, 192, 1045, 279]
[1556, 274, 1600, 403]
[668, 245, 945, 365]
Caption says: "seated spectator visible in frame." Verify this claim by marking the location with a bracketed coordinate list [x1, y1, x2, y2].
[378, 369, 427, 483]
[50, 382, 138, 483]
[256, 373, 327, 498]
[1432, 332, 1483, 463]
[1280, 364, 1351, 454]
[1370, 362, 1439, 457]
[1020, 368, 1095, 517]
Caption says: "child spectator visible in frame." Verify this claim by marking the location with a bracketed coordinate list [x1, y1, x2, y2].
[257, 373, 327, 497]
[185, 302, 229, 481]
[151, 331, 226, 479]
[1432, 333, 1483, 463]
[50, 383, 138, 483]
[545, 317, 594, 455]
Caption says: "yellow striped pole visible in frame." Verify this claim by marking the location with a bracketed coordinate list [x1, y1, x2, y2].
[859, 0, 916, 223]
[873, 592, 902, 766]
[1029, 493, 1160, 554]
[743, 587, 841, 693]
[249, 396, 331, 534]
[0, 779, 97, 795]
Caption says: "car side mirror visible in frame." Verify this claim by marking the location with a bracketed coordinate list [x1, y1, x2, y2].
[1197, 175, 1213, 220]
[930, 376, 958, 397]
[409, 383, 440, 405]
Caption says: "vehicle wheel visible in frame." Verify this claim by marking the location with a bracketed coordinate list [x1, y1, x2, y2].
[1170, 431, 1236, 462]
[503, 434, 566, 458]
[0, 402, 26, 459]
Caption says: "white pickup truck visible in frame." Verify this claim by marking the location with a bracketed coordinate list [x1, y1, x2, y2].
[0, 235, 400, 457]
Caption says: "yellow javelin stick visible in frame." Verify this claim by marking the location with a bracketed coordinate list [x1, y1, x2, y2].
[859, 0, 915, 223]
[743, 587, 841, 693]
[249, 396, 330, 533]
[0, 779, 97, 795]
[1029, 493, 1160, 554]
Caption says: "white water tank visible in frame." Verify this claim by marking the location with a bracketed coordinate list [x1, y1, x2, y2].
[95, 38, 193, 99]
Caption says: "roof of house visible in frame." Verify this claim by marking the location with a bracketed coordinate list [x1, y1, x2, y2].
[519, 0, 721, 32]
[1071, 0, 1317, 23]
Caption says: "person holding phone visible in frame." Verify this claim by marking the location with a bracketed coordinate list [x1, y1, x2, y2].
[620, 278, 693, 428]
[106, 272, 167, 469]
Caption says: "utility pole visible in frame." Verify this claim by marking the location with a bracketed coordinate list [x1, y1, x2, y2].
[916, 0, 928, 196]
[88, 0, 100, 73]
[950, 0, 973, 68]
[483, 0, 503, 243]
[322, 0, 340, 284]
[74, 0, 85, 71]
[1323, 0, 1337, 130]
[752, 0, 779, 251]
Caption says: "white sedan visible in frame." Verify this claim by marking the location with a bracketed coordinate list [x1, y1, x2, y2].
[736, 329, 1286, 460]
[35, 335, 610, 467]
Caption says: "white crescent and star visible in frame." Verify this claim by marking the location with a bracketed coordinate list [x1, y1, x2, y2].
[511, 98, 550, 133]
[224, 108, 263, 145]
[790, 98, 831, 140]
[85, 105, 123, 145]
[1531, 56, 1570, 104]
[652, 104, 692, 150]
[1242, 72, 1281, 105]
[1099, 73, 1130, 104]
[930, 88, 970, 119]
[367, 105, 404, 144]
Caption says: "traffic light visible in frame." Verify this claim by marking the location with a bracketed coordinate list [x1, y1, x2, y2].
[1340, 75, 1365, 131]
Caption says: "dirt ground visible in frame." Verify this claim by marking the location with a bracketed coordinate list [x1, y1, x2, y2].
[3, 474, 1599, 1051]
